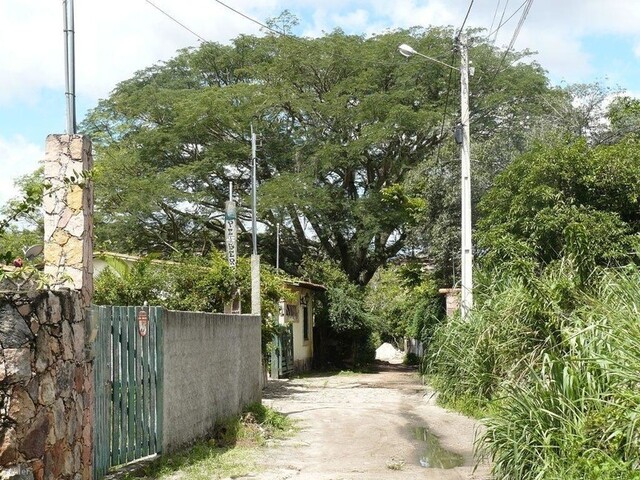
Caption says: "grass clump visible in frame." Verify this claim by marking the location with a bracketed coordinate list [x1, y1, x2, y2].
[425, 261, 640, 479]
[122, 404, 294, 480]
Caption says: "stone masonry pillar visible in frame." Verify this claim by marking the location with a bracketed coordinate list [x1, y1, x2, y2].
[43, 134, 93, 307]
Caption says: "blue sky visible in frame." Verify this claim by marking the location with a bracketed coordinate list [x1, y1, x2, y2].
[1, 0, 640, 205]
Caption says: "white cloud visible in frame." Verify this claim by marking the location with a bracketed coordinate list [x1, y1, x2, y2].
[2, 0, 640, 106]
[0, 135, 43, 206]
[0, 0, 276, 105]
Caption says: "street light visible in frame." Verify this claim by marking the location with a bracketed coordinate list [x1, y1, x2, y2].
[399, 36, 473, 319]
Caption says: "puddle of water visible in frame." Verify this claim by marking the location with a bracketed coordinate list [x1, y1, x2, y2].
[414, 427, 464, 469]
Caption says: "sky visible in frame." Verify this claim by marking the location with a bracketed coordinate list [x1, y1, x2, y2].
[1, 0, 640, 205]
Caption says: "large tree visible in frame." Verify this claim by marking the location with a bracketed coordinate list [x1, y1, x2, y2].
[84, 24, 558, 285]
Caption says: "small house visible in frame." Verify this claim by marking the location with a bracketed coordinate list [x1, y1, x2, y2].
[271, 280, 325, 377]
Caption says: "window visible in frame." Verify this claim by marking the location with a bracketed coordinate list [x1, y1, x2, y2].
[303, 304, 309, 341]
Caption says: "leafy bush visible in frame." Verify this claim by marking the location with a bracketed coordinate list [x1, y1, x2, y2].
[477, 269, 640, 479]
[94, 252, 290, 353]
[365, 263, 444, 355]
[300, 257, 376, 368]
[426, 260, 583, 411]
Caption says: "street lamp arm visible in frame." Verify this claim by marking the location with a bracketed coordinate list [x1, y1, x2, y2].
[398, 43, 457, 71]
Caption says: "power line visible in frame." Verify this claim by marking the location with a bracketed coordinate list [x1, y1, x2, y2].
[145, 0, 209, 43]
[492, 0, 510, 42]
[211, 0, 289, 37]
[145, 0, 290, 44]
[491, 0, 534, 79]
[435, 52, 457, 166]
[488, 0, 502, 38]
[486, 0, 531, 39]
[459, 0, 475, 33]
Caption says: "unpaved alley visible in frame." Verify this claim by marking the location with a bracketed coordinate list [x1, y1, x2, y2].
[253, 363, 490, 480]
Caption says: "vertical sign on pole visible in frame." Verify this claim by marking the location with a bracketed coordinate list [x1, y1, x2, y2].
[225, 184, 241, 314]
[225, 198, 237, 269]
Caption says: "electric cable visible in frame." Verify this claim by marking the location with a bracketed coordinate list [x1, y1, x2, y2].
[493, 0, 510, 43]
[488, 0, 502, 39]
[211, 0, 290, 37]
[459, 0, 475, 34]
[435, 53, 457, 166]
[144, 0, 209, 43]
[491, 0, 534, 80]
[486, 0, 530, 39]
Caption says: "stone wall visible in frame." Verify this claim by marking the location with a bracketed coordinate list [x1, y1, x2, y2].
[162, 312, 261, 453]
[43, 134, 93, 307]
[1, 132, 94, 480]
[0, 290, 93, 480]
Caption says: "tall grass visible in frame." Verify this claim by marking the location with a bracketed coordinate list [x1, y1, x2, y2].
[426, 261, 640, 479]
[425, 260, 581, 412]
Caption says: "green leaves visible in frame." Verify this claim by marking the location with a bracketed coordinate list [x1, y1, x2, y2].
[82, 26, 557, 286]
[477, 137, 640, 279]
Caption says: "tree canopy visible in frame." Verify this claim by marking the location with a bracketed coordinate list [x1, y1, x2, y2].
[477, 136, 640, 278]
[83, 24, 560, 286]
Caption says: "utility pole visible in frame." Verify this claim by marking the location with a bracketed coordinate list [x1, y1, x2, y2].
[63, 0, 76, 134]
[458, 33, 473, 319]
[398, 38, 474, 319]
[250, 126, 261, 315]
[276, 223, 280, 273]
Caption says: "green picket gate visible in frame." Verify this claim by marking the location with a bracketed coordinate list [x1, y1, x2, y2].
[270, 323, 294, 378]
[93, 306, 164, 480]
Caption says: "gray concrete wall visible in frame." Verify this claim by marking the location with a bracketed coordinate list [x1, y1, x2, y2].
[161, 312, 261, 453]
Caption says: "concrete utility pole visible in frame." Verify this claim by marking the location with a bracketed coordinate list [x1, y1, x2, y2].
[250, 126, 261, 315]
[458, 34, 473, 319]
[398, 36, 474, 319]
[276, 223, 280, 273]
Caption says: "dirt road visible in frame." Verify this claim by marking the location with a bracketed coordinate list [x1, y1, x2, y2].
[253, 363, 490, 480]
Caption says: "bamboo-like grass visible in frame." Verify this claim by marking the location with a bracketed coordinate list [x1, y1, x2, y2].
[427, 261, 640, 479]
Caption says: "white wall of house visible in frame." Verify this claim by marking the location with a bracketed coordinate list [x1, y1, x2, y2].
[279, 287, 314, 372]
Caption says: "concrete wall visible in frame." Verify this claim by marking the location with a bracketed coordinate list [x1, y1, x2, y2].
[161, 312, 261, 453]
[0, 291, 94, 480]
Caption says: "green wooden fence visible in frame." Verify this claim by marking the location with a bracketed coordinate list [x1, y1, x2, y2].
[93, 306, 164, 479]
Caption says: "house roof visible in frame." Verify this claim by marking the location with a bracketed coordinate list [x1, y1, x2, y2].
[285, 279, 326, 292]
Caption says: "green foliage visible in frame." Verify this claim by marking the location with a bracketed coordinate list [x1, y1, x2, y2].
[365, 263, 443, 350]
[475, 267, 640, 480]
[125, 404, 294, 480]
[403, 352, 419, 366]
[425, 260, 640, 479]
[300, 257, 376, 368]
[94, 252, 289, 352]
[477, 137, 640, 280]
[82, 26, 557, 286]
[604, 95, 640, 143]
